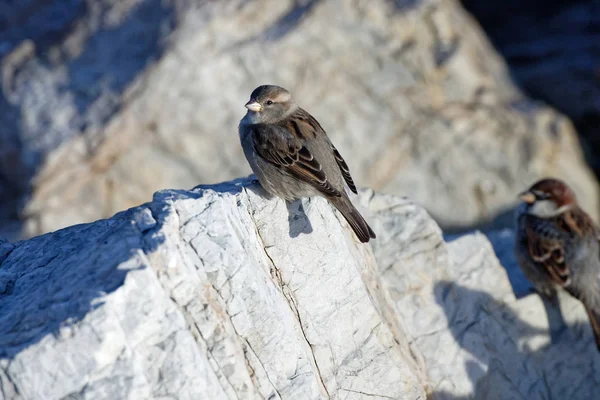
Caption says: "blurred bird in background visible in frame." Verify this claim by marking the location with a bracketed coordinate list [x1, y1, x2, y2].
[515, 178, 600, 350]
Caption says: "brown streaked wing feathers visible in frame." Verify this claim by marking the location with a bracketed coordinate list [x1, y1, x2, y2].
[526, 224, 569, 286]
[251, 124, 342, 198]
[525, 208, 597, 287]
[292, 108, 358, 194]
[331, 146, 357, 194]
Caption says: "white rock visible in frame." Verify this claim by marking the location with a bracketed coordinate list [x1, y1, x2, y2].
[0, 179, 426, 400]
[3, 179, 598, 399]
[365, 191, 600, 399]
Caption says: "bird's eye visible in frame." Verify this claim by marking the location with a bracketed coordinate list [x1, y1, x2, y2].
[266, 100, 273, 106]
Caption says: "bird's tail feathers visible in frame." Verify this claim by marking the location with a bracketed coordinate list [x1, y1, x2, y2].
[584, 304, 600, 352]
[331, 197, 376, 243]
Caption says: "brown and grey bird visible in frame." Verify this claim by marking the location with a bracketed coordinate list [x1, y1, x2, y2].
[238, 85, 376, 243]
[514, 178, 600, 350]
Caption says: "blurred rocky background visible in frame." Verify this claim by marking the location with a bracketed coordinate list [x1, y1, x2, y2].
[463, 0, 600, 178]
[0, 0, 599, 240]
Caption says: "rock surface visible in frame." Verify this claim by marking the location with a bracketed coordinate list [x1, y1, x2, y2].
[369, 192, 600, 399]
[0, 178, 428, 400]
[1, 0, 598, 239]
[2, 178, 600, 399]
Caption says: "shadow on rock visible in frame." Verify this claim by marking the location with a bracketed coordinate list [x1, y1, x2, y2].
[483, 229, 570, 343]
[0, 0, 176, 240]
[0, 203, 166, 359]
[446, 225, 532, 300]
[286, 200, 313, 238]
[194, 175, 314, 239]
[432, 280, 600, 400]
[442, 206, 518, 236]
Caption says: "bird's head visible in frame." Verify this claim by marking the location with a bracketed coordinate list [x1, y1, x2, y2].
[519, 178, 577, 218]
[243, 85, 297, 124]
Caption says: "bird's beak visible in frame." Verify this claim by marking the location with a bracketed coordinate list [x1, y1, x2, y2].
[519, 191, 536, 204]
[245, 100, 263, 112]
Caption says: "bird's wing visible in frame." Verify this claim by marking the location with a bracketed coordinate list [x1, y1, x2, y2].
[525, 208, 595, 287]
[291, 109, 358, 194]
[331, 145, 358, 194]
[525, 217, 571, 286]
[251, 123, 342, 198]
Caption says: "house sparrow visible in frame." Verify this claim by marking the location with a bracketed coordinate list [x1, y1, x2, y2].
[238, 85, 376, 243]
[514, 178, 600, 350]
